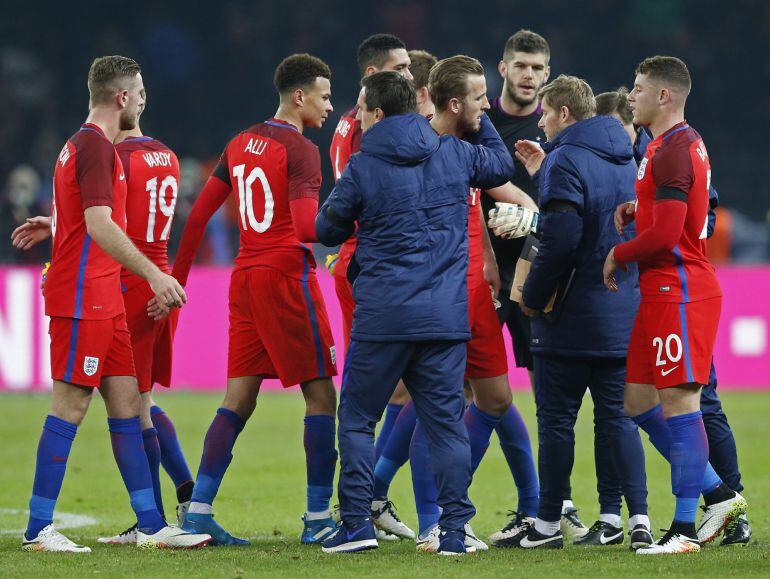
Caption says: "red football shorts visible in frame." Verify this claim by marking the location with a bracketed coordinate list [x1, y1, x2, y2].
[333, 264, 355, 351]
[123, 281, 179, 393]
[50, 313, 136, 388]
[466, 282, 509, 379]
[626, 297, 721, 389]
[228, 268, 337, 386]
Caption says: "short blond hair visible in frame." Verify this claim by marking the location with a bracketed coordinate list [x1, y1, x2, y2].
[538, 75, 595, 121]
[88, 55, 141, 105]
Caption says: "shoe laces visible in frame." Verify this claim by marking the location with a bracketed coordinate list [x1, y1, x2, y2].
[563, 508, 583, 527]
[119, 524, 138, 537]
[382, 500, 403, 522]
[586, 521, 604, 534]
[501, 511, 525, 532]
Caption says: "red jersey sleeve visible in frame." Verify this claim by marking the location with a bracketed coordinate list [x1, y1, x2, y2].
[287, 140, 321, 201]
[211, 146, 231, 186]
[77, 135, 116, 209]
[652, 143, 694, 196]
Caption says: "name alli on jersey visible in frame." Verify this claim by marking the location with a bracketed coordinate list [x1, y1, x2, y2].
[244, 137, 267, 156]
[143, 151, 173, 168]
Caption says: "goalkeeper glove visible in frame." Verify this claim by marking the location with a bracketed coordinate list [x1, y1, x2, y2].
[487, 203, 539, 239]
[325, 253, 339, 275]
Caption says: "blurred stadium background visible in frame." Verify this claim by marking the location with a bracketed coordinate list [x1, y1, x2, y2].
[0, 1, 769, 573]
[1, 0, 768, 391]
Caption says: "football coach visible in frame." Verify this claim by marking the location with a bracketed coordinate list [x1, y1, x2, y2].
[503, 75, 651, 549]
[316, 69, 514, 555]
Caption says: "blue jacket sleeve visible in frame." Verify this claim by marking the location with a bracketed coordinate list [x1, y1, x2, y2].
[315, 158, 362, 247]
[459, 114, 515, 189]
[522, 154, 584, 310]
[707, 184, 719, 238]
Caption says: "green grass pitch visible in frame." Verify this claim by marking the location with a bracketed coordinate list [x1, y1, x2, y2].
[1, 391, 768, 577]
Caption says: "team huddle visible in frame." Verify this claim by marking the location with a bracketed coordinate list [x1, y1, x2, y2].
[10, 30, 750, 557]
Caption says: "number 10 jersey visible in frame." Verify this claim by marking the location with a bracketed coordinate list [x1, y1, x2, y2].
[211, 118, 322, 279]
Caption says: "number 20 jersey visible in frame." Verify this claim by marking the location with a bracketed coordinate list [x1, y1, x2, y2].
[633, 122, 721, 303]
[117, 136, 180, 290]
[211, 118, 322, 279]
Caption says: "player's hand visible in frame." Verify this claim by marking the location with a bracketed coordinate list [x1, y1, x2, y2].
[514, 140, 546, 177]
[149, 272, 187, 310]
[11, 216, 52, 250]
[325, 253, 339, 275]
[487, 203, 539, 239]
[603, 247, 626, 292]
[483, 255, 501, 299]
[614, 201, 636, 235]
[147, 295, 171, 321]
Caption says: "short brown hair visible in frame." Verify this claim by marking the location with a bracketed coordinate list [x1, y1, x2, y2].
[636, 55, 691, 95]
[274, 53, 331, 95]
[503, 29, 550, 62]
[88, 55, 141, 106]
[596, 87, 633, 124]
[428, 55, 484, 112]
[361, 71, 416, 117]
[538, 75, 595, 121]
[408, 50, 438, 91]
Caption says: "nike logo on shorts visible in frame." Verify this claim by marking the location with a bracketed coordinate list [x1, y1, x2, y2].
[661, 366, 679, 377]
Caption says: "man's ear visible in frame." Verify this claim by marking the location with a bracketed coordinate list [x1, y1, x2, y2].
[498, 60, 507, 79]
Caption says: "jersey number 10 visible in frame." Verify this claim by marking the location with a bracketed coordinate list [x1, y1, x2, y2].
[233, 163, 274, 233]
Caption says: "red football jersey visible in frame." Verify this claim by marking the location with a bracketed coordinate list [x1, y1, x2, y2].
[468, 187, 485, 289]
[117, 136, 180, 290]
[45, 123, 127, 319]
[329, 105, 362, 272]
[212, 118, 321, 279]
[629, 122, 720, 303]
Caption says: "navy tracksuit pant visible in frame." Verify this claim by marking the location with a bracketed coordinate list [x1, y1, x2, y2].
[534, 354, 648, 522]
[337, 339, 475, 532]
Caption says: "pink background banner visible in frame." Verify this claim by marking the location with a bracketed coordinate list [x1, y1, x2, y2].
[1, 265, 768, 391]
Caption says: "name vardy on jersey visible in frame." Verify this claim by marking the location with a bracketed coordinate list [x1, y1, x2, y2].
[143, 151, 173, 168]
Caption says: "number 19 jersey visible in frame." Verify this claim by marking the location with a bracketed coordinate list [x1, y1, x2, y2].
[117, 136, 180, 291]
[212, 118, 322, 279]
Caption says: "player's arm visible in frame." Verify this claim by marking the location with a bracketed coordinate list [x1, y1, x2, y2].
[11, 216, 51, 250]
[84, 206, 185, 311]
[288, 141, 322, 243]
[171, 174, 231, 286]
[707, 183, 719, 238]
[485, 181, 538, 211]
[480, 209, 501, 298]
[462, 114, 516, 190]
[522, 156, 584, 312]
[315, 158, 362, 247]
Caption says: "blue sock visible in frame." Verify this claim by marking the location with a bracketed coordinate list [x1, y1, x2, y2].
[150, 406, 194, 492]
[667, 411, 710, 523]
[142, 428, 164, 519]
[495, 404, 539, 517]
[26, 415, 77, 539]
[465, 403, 500, 471]
[191, 408, 245, 506]
[633, 404, 722, 494]
[409, 422, 440, 535]
[373, 402, 417, 498]
[304, 415, 338, 514]
[109, 417, 165, 534]
[374, 403, 404, 462]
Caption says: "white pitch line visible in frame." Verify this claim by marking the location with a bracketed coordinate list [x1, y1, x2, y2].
[0, 508, 98, 536]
